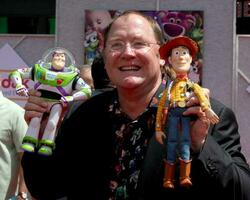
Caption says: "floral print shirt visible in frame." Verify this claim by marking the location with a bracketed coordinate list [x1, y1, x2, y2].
[107, 84, 165, 200]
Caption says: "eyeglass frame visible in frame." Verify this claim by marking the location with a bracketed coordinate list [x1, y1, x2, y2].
[105, 40, 160, 53]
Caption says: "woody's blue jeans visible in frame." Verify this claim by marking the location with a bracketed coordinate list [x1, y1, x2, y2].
[166, 107, 191, 163]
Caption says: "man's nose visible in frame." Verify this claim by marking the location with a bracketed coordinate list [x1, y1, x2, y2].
[122, 44, 136, 55]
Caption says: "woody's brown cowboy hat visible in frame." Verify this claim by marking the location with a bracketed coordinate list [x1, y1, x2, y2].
[159, 36, 199, 60]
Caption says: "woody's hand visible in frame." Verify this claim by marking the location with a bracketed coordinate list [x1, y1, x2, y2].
[155, 131, 166, 145]
[205, 108, 219, 124]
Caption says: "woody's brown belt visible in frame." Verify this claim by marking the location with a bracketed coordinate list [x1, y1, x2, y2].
[170, 101, 186, 108]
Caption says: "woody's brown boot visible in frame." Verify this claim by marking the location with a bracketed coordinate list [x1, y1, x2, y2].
[179, 158, 192, 188]
[163, 161, 175, 189]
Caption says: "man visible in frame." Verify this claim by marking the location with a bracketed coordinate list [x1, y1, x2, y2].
[22, 11, 250, 200]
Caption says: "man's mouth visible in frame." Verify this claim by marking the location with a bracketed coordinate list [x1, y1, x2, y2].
[119, 66, 140, 71]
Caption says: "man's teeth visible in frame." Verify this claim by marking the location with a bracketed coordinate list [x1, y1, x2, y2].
[119, 66, 140, 71]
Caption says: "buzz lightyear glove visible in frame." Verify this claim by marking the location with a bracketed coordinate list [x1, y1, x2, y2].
[16, 84, 29, 97]
[60, 96, 74, 107]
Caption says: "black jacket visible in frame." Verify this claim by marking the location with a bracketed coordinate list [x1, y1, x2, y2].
[22, 89, 250, 200]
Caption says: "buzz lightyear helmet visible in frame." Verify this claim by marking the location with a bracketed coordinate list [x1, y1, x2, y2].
[37, 47, 76, 72]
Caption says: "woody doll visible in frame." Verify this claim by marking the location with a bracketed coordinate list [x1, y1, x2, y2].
[155, 36, 219, 189]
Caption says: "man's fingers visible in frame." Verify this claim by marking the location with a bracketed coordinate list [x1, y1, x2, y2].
[25, 90, 48, 110]
[24, 101, 47, 113]
[186, 96, 199, 107]
[186, 88, 210, 107]
[28, 89, 41, 97]
[183, 106, 204, 117]
[24, 110, 43, 123]
[24, 89, 48, 123]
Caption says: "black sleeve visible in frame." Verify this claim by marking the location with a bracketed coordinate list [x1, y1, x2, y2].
[21, 101, 86, 199]
[196, 99, 250, 198]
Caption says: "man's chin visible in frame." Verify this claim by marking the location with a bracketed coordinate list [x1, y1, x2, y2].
[120, 80, 142, 89]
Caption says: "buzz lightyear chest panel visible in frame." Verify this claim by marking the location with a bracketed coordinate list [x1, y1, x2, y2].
[33, 64, 78, 98]
[34, 64, 77, 87]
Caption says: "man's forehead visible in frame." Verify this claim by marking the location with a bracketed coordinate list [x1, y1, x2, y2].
[115, 13, 149, 26]
[111, 15, 152, 36]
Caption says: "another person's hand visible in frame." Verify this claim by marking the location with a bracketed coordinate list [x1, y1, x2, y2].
[24, 89, 48, 123]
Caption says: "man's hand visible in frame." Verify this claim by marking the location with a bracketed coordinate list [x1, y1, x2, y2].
[24, 89, 48, 123]
[183, 88, 211, 152]
[183, 106, 210, 152]
[186, 88, 210, 107]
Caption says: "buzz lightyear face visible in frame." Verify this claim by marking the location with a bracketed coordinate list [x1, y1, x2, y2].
[39, 47, 75, 71]
[52, 51, 66, 70]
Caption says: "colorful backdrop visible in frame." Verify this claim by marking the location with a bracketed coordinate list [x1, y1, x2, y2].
[84, 10, 204, 84]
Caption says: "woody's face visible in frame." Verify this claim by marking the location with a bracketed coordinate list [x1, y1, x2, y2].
[168, 46, 192, 75]
[52, 53, 66, 70]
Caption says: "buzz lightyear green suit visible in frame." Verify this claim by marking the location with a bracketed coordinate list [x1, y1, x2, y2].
[9, 47, 92, 156]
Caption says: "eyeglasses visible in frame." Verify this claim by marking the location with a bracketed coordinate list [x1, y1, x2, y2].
[106, 41, 159, 53]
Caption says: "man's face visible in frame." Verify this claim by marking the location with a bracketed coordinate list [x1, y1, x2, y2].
[168, 46, 192, 74]
[52, 53, 65, 70]
[103, 14, 163, 90]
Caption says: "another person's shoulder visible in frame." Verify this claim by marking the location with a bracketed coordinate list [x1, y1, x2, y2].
[0, 95, 24, 113]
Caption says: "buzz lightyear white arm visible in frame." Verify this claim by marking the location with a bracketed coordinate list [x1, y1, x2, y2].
[60, 77, 92, 105]
[9, 68, 33, 97]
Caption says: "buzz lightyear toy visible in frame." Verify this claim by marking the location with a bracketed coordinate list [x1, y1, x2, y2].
[9, 47, 92, 156]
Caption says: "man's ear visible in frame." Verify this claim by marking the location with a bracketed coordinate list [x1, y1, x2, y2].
[101, 52, 106, 64]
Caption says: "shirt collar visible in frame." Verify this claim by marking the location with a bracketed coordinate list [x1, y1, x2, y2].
[108, 81, 166, 119]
